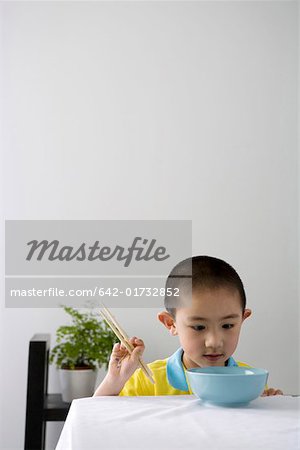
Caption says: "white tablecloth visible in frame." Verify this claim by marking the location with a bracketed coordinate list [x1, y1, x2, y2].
[56, 395, 300, 450]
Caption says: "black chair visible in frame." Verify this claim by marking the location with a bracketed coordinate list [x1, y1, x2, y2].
[24, 334, 71, 450]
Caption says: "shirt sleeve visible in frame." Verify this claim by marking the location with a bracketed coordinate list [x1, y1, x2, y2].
[119, 368, 155, 396]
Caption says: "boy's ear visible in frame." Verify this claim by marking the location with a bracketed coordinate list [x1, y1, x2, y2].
[242, 308, 252, 321]
[157, 311, 178, 336]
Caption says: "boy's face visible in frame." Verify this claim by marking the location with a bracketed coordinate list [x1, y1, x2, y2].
[158, 287, 251, 369]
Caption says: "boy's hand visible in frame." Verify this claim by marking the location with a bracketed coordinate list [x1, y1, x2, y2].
[108, 336, 145, 383]
[93, 336, 145, 396]
[261, 388, 283, 396]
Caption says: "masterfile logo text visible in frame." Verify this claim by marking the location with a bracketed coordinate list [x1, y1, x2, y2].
[5, 220, 192, 308]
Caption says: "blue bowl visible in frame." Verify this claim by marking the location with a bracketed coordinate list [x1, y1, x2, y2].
[186, 366, 268, 405]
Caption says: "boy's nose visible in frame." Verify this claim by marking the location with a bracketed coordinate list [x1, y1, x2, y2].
[204, 332, 222, 349]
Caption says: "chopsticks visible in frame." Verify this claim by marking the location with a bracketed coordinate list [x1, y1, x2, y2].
[99, 303, 155, 384]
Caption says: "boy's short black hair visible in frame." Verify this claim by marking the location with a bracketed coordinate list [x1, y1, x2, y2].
[164, 255, 246, 317]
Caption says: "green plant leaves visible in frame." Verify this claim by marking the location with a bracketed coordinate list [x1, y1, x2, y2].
[49, 306, 118, 370]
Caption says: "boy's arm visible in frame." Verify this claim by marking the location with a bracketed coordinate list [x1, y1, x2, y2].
[93, 372, 126, 396]
[93, 337, 145, 396]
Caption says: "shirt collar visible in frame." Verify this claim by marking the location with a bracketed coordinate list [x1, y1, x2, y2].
[166, 348, 238, 391]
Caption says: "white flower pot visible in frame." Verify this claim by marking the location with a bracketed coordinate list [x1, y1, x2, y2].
[59, 368, 97, 402]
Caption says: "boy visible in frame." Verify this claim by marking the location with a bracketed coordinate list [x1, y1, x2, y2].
[94, 256, 282, 397]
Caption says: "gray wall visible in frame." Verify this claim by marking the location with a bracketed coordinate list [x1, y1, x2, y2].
[1, 1, 299, 449]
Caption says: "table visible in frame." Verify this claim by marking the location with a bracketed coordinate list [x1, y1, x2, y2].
[56, 395, 300, 450]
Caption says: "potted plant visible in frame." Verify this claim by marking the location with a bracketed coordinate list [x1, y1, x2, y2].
[50, 306, 118, 402]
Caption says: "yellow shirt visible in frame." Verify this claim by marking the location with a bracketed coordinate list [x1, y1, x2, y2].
[119, 348, 251, 396]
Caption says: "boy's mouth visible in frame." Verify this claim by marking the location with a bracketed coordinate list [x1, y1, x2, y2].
[203, 354, 223, 362]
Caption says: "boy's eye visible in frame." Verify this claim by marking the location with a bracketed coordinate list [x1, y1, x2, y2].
[222, 324, 234, 329]
[191, 325, 205, 331]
